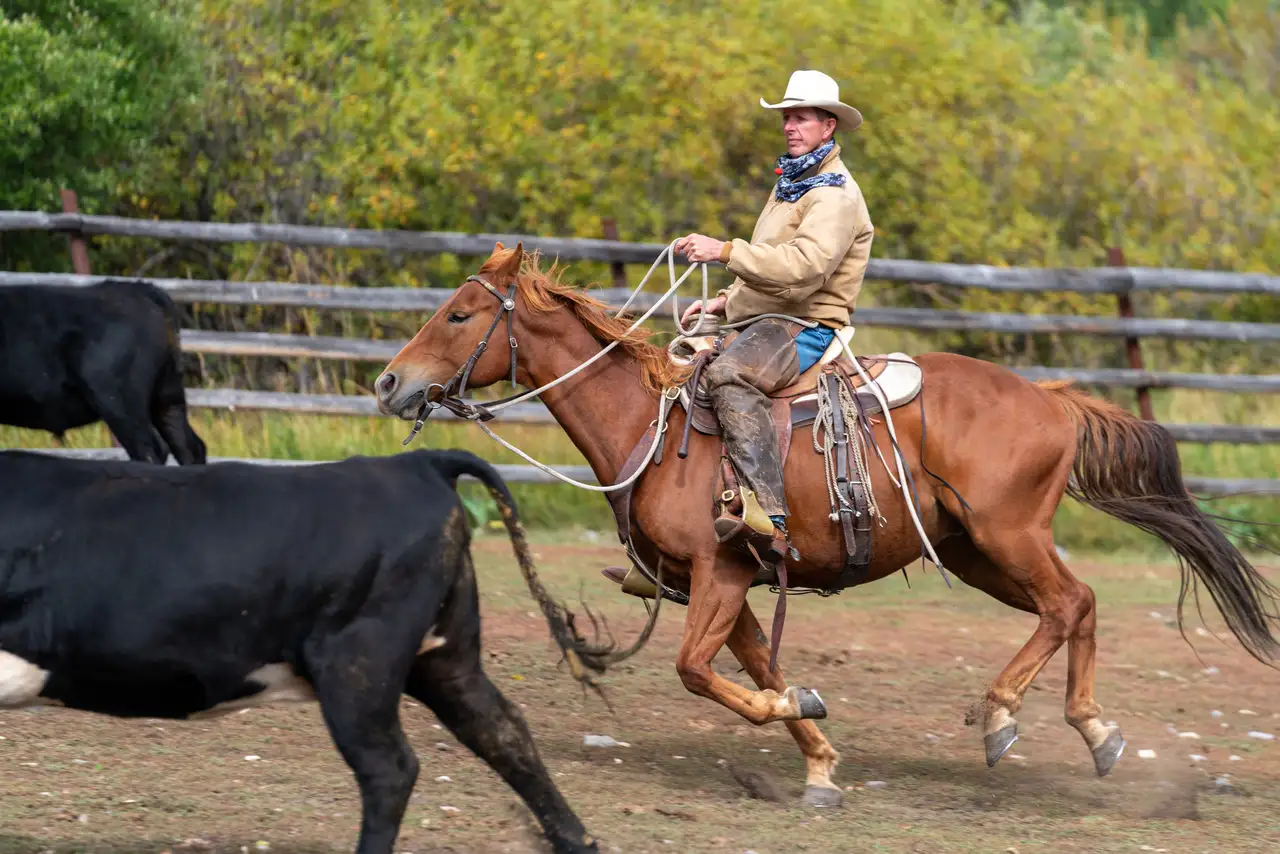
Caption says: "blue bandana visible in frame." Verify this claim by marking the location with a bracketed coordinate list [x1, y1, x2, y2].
[773, 140, 846, 203]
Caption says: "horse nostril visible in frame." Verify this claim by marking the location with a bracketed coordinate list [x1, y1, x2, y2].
[378, 372, 398, 396]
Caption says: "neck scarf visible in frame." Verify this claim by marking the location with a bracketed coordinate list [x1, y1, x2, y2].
[773, 139, 845, 203]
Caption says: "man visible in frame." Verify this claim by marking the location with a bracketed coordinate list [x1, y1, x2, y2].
[673, 69, 874, 563]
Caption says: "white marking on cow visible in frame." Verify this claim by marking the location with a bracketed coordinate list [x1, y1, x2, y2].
[0, 651, 52, 708]
[418, 624, 446, 655]
[188, 664, 317, 720]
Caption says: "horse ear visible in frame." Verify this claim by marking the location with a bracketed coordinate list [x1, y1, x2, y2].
[494, 241, 523, 283]
[493, 241, 506, 253]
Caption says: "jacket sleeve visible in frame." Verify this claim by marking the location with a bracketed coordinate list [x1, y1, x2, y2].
[724, 189, 861, 300]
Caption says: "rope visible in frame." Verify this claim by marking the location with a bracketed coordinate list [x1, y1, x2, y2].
[475, 389, 679, 492]
[483, 242, 705, 416]
[838, 338, 949, 573]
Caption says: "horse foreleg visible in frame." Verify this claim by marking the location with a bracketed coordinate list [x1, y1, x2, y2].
[674, 556, 825, 725]
[725, 601, 842, 807]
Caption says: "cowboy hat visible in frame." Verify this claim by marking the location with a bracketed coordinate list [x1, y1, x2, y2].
[759, 69, 862, 131]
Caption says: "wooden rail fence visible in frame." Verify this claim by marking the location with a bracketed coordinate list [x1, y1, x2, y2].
[2, 206, 1276, 497]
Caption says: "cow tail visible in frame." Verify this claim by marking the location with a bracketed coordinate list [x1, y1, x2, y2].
[431, 451, 650, 688]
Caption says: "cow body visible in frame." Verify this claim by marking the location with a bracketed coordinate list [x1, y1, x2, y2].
[0, 279, 206, 464]
[0, 449, 597, 854]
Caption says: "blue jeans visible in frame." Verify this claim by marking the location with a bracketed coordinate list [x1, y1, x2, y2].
[795, 325, 836, 373]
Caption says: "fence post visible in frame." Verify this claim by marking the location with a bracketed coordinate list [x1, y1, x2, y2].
[1108, 246, 1155, 421]
[600, 218, 628, 289]
[59, 189, 92, 275]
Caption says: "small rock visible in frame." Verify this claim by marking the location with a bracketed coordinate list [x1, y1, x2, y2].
[440, 805, 460, 813]
[758, 748, 770, 753]
[434, 775, 451, 782]
[1229, 755, 1242, 761]
[1195, 627, 1211, 637]
[243, 755, 261, 762]
[1239, 709, 1258, 716]
[583, 735, 626, 748]
[1247, 731, 1274, 740]
[1007, 753, 1026, 760]
[1202, 665, 1220, 675]
[924, 734, 940, 744]
[1211, 710, 1223, 718]
[1138, 749, 1157, 759]
[1211, 775, 1237, 795]
[1149, 611, 1165, 620]
[1178, 732, 1201, 739]
[434, 742, 450, 751]
[613, 758, 623, 764]
[1189, 754, 1208, 762]
[1156, 670, 1172, 679]
[254, 843, 270, 852]
[864, 780, 888, 789]
[672, 755, 686, 760]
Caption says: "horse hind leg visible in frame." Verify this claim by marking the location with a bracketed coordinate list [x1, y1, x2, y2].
[725, 600, 842, 808]
[674, 555, 826, 726]
[940, 533, 1117, 772]
[1062, 560, 1125, 776]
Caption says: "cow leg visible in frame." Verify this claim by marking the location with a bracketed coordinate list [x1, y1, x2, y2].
[405, 553, 598, 854]
[151, 357, 207, 465]
[308, 633, 420, 854]
[79, 381, 168, 464]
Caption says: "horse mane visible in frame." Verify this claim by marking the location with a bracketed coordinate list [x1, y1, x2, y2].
[479, 248, 691, 395]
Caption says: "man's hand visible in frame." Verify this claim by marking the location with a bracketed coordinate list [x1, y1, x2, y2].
[674, 233, 726, 264]
[680, 294, 727, 325]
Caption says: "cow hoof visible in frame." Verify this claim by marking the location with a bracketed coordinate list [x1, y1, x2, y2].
[1091, 728, 1126, 777]
[794, 687, 828, 720]
[984, 724, 1019, 768]
[802, 784, 843, 808]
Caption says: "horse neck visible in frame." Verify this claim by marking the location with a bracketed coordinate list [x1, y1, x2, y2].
[519, 309, 662, 486]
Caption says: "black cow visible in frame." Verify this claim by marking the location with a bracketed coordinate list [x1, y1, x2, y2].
[0, 279, 206, 464]
[0, 449, 598, 854]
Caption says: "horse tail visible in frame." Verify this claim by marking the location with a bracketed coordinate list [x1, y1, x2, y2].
[1043, 382, 1280, 664]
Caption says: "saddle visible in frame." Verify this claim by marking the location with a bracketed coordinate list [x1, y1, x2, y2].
[672, 325, 923, 591]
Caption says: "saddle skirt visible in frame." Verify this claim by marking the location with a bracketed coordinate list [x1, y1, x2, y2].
[671, 325, 923, 439]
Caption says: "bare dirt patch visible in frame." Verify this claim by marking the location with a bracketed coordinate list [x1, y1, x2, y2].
[2, 538, 1278, 853]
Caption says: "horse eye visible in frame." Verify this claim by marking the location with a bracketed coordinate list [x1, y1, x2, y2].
[447, 312, 470, 324]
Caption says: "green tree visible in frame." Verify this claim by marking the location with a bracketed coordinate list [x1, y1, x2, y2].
[0, 0, 202, 267]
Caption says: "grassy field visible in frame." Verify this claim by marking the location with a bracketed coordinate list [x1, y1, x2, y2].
[1, 537, 1278, 854]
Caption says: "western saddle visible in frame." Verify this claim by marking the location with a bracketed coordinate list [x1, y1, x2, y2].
[603, 323, 923, 604]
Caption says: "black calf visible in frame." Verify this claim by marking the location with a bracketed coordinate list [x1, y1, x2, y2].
[0, 449, 597, 854]
[0, 279, 206, 464]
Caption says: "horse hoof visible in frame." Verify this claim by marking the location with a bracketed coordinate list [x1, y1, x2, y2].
[1091, 728, 1126, 777]
[984, 724, 1019, 768]
[794, 687, 828, 720]
[802, 784, 843, 808]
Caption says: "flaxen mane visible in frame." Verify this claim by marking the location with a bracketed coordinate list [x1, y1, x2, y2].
[479, 248, 691, 395]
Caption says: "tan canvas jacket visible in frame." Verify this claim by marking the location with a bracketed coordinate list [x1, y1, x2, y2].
[718, 144, 873, 329]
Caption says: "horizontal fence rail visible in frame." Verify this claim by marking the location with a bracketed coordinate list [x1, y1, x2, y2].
[5, 272, 1279, 342]
[2, 208, 1275, 486]
[176, 329, 1280, 395]
[184, 387, 1280, 444]
[3, 212, 1279, 294]
[13, 447, 1277, 496]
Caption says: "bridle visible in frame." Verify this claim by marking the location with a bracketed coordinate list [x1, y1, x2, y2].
[401, 274, 522, 445]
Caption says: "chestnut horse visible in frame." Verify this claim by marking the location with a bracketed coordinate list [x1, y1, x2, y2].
[375, 244, 1279, 807]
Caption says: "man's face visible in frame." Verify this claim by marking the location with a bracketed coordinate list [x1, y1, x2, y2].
[782, 108, 836, 157]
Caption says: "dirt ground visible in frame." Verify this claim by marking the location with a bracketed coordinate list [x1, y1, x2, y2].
[2, 535, 1279, 854]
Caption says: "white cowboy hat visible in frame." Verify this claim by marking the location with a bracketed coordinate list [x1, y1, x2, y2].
[759, 69, 862, 131]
